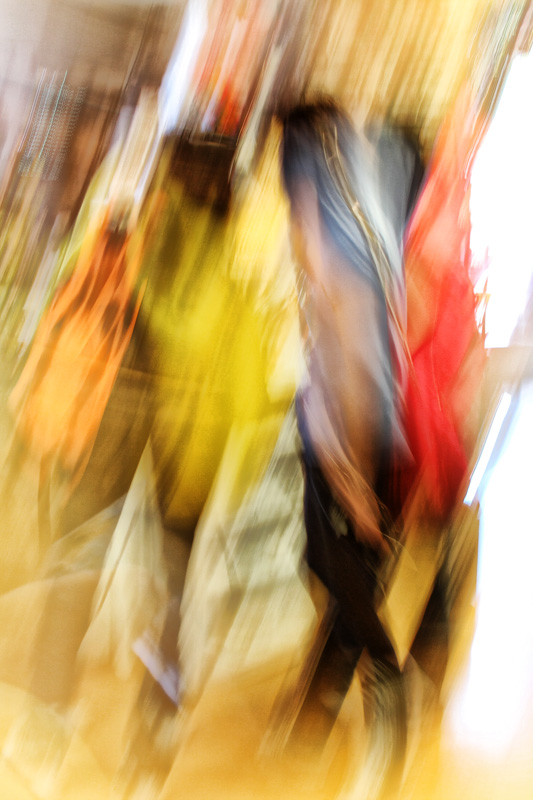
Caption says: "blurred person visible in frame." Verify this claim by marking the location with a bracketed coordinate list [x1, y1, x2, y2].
[390, 81, 488, 784]
[279, 99, 423, 788]
[442, 2, 533, 759]
[394, 11, 533, 746]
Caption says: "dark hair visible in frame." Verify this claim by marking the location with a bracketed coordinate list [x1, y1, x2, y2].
[280, 99, 383, 289]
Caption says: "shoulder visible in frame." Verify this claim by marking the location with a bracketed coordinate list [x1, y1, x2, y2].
[368, 123, 426, 225]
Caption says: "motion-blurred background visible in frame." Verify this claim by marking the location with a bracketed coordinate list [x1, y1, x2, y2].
[0, 1, 532, 798]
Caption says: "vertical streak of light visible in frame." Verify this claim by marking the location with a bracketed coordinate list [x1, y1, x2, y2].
[158, 0, 208, 138]
[37, 71, 67, 162]
[464, 392, 512, 506]
[447, 384, 533, 754]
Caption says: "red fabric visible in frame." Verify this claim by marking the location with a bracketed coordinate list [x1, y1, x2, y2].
[399, 88, 487, 519]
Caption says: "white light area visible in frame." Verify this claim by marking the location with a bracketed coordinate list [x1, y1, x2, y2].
[470, 51, 533, 348]
[464, 392, 512, 506]
[445, 383, 533, 754]
[158, 0, 208, 137]
[131, 0, 208, 208]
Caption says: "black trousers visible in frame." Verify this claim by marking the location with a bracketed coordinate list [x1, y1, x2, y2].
[295, 403, 410, 795]
[297, 402, 398, 669]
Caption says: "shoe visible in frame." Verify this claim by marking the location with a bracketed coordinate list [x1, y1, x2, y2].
[288, 631, 360, 750]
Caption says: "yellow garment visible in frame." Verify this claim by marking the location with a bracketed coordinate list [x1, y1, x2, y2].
[134, 132, 299, 529]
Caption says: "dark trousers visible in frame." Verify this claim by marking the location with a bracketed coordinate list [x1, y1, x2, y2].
[297, 401, 398, 669]
[297, 407, 407, 788]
